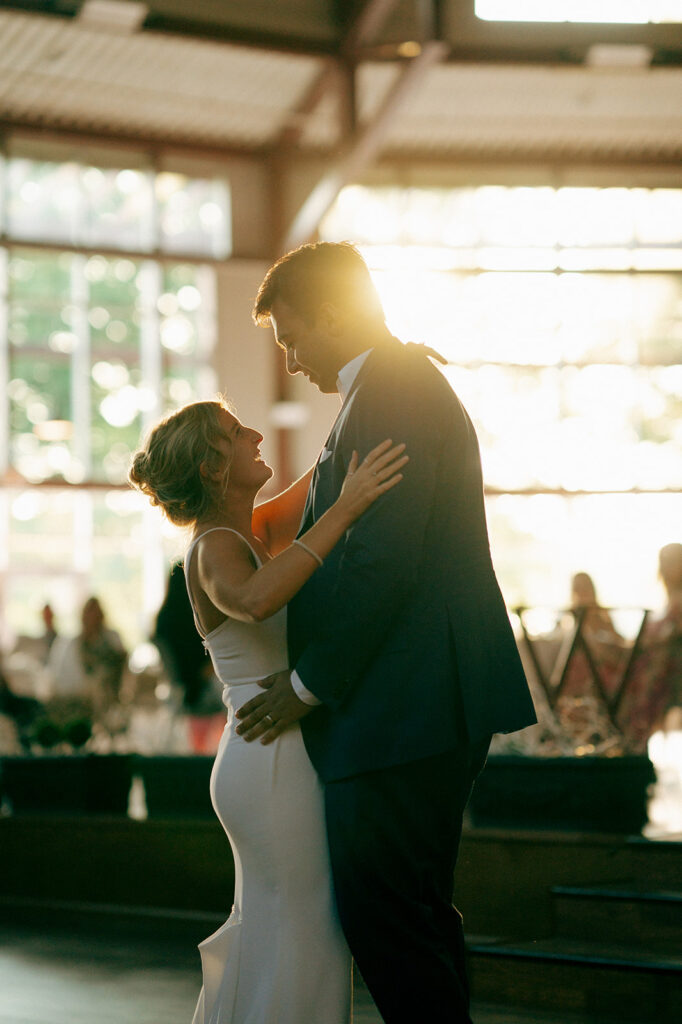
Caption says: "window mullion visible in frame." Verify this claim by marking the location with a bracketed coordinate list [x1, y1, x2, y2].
[140, 260, 162, 432]
[0, 247, 8, 478]
[70, 254, 91, 480]
[139, 259, 164, 634]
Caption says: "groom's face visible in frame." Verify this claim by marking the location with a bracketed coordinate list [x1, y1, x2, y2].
[270, 299, 341, 394]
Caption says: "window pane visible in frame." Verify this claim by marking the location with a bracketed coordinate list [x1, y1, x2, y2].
[9, 353, 78, 484]
[329, 186, 682, 501]
[371, 267, 563, 366]
[81, 166, 155, 251]
[8, 250, 81, 483]
[86, 254, 143, 320]
[6, 158, 231, 257]
[325, 185, 682, 254]
[487, 493, 682, 611]
[637, 367, 682, 489]
[558, 274, 638, 364]
[158, 263, 208, 357]
[6, 248, 216, 488]
[636, 275, 682, 366]
[9, 305, 75, 355]
[91, 493, 151, 647]
[634, 189, 682, 245]
[9, 250, 73, 303]
[7, 161, 81, 244]
[1, 156, 223, 649]
[8, 489, 77, 573]
[474, 186, 558, 247]
[556, 188, 635, 247]
[3, 488, 183, 650]
[157, 173, 231, 258]
[160, 364, 200, 410]
[91, 364, 145, 484]
[445, 365, 563, 490]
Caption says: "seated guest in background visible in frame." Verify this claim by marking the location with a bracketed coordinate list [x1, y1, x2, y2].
[658, 543, 682, 627]
[557, 569, 622, 704]
[570, 572, 621, 644]
[546, 572, 625, 753]
[40, 603, 58, 655]
[619, 543, 682, 752]
[564, 570, 625, 698]
[11, 601, 59, 668]
[47, 595, 127, 720]
[0, 655, 43, 751]
[0, 658, 20, 754]
[153, 562, 225, 753]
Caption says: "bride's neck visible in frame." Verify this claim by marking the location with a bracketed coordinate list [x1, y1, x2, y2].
[196, 488, 256, 538]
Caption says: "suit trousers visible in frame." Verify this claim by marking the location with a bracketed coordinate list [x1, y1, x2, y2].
[324, 739, 490, 1024]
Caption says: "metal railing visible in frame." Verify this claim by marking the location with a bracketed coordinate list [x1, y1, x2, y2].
[508, 607, 680, 756]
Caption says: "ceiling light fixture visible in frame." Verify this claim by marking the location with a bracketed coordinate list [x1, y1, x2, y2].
[78, 0, 149, 34]
[586, 43, 654, 66]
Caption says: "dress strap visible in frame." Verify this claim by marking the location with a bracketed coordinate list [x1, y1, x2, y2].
[184, 528, 263, 639]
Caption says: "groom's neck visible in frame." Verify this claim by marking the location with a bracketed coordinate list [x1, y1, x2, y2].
[337, 321, 393, 364]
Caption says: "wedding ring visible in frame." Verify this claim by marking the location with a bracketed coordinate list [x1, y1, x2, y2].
[263, 714, 274, 726]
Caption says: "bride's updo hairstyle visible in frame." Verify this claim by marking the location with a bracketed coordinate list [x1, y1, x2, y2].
[129, 400, 232, 526]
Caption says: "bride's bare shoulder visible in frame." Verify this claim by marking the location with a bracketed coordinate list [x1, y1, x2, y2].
[194, 528, 257, 574]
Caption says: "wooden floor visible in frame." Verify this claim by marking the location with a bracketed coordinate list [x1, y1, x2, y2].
[0, 917, 628, 1024]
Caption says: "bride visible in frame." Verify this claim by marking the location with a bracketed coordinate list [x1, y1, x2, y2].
[129, 397, 407, 1024]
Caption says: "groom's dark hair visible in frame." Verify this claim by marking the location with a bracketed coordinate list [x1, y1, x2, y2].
[253, 241, 385, 329]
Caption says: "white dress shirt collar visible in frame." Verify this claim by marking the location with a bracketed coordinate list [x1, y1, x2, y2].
[336, 349, 372, 402]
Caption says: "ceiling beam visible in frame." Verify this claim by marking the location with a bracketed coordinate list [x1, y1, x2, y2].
[273, 1, 402, 153]
[4, 119, 681, 178]
[284, 38, 449, 251]
[341, 0, 404, 56]
[0, 118, 267, 162]
[275, 59, 339, 151]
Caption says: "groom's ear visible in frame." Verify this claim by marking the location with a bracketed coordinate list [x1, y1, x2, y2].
[317, 302, 342, 336]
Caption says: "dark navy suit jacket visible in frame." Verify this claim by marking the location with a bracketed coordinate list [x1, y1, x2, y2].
[289, 339, 536, 783]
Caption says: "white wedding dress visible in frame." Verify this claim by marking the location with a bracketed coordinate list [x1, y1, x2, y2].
[184, 528, 351, 1024]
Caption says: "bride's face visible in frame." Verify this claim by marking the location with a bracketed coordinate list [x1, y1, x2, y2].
[217, 408, 272, 489]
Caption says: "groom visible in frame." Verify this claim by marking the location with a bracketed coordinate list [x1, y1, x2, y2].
[237, 242, 536, 1022]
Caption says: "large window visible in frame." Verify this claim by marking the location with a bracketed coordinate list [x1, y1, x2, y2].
[475, 1, 682, 23]
[0, 153, 229, 647]
[323, 185, 682, 618]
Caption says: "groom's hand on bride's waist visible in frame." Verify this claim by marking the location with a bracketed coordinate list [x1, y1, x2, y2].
[235, 670, 313, 744]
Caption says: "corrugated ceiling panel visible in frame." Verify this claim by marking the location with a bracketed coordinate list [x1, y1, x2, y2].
[0, 11, 681, 158]
[357, 63, 682, 156]
[0, 11, 323, 146]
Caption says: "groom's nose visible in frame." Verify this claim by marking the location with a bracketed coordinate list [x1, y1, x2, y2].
[285, 348, 300, 374]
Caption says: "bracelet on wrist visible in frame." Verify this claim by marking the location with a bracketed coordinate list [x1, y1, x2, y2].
[292, 538, 324, 568]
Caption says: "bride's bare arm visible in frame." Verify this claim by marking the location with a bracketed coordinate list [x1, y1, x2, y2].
[199, 441, 407, 624]
[251, 467, 314, 555]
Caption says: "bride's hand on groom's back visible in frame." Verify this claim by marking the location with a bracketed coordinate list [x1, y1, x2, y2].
[235, 670, 312, 744]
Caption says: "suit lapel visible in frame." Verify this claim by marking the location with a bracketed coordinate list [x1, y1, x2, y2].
[322, 351, 373, 448]
[298, 351, 378, 535]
